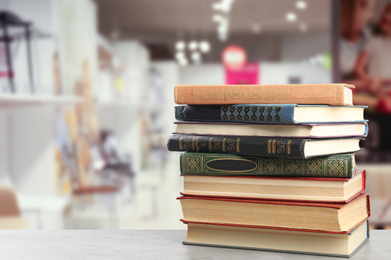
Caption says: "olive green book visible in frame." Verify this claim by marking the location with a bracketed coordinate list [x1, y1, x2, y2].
[180, 152, 356, 178]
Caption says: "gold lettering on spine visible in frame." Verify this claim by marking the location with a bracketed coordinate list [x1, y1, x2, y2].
[222, 138, 226, 152]
[268, 140, 271, 154]
[287, 140, 291, 154]
[272, 140, 276, 154]
[237, 139, 240, 152]
[179, 136, 183, 150]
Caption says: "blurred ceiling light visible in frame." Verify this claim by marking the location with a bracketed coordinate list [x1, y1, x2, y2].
[175, 51, 185, 60]
[296, 1, 307, 10]
[178, 58, 188, 66]
[218, 19, 229, 33]
[212, 14, 223, 22]
[252, 23, 261, 34]
[191, 51, 201, 63]
[218, 25, 228, 34]
[299, 22, 308, 32]
[199, 41, 210, 53]
[286, 12, 297, 22]
[212, 0, 234, 13]
[218, 32, 227, 41]
[175, 41, 185, 50]
[218, 21, 229, 41]
[188, 41, 198, 51]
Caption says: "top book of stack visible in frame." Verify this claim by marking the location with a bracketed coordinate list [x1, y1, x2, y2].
[174, 84, 354, 106]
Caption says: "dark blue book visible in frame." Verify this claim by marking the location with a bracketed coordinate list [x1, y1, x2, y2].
[175, 104, 367, 124]
[167, 134, 363, 159]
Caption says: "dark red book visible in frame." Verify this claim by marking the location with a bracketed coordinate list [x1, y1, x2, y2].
[178, 193, 370, 232]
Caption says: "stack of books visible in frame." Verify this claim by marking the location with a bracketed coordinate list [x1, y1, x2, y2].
[167, 84, 370, 258]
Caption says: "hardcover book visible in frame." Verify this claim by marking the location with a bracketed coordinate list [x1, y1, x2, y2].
[182, 220, 369, 258]
[178, 193, 370, 232]
[174, 84, 354, 105]
[174, 122, 368, 138]
[182, 169, 366, 203]
[180, 152, 357, 178]
[167, 134, 362, 159]
[175, 104, 366, 124]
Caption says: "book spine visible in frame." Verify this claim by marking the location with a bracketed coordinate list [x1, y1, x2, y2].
[180, 153, 354, 178]
[174, 85, 351, 105]
[167, 134, 306, 158]
[175, 104, 296, 124]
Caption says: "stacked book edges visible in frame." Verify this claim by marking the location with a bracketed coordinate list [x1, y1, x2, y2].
[178, 192, 370, 258]
[168, 84, 369, 258]
[181, 220, 369, 258]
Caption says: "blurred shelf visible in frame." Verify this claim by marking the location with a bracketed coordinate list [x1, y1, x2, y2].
[97, 99, 162, 112]
[0, 94, 82, 108]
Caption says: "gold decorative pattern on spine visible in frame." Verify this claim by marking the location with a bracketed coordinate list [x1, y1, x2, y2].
[287, 140, 291, 154]
[236, 138, 240, 152]
[268, 140, 271, 154]
[222, 138, 226, 152]
[209, 138, 212, 151]
[192, 137, 195, 150]
[196, 137, 199, 150]
[272, 140, 276, 154]
[179, 136, 183, 150]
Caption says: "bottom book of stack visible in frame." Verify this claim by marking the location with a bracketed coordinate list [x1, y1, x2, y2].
[178, 192, 370, 258]
[182, 220, 369, 258]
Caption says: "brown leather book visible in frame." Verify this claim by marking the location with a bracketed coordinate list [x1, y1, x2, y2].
[174, 84, 354, 105]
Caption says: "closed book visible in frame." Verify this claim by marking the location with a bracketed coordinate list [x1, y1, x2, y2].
[174, 84, 354, 105]
[182, 220, 369, 258]
[174, 122, 368, 138]
[180, 152, 356, 178]
[167, 134, 362, 159]
[178, 193, 370, 232]
[175, 104, 366, 124]
[182, 169, 366, 203]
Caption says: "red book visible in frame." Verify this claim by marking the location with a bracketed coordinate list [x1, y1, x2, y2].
[182, 169, 366, 203]
[178, 193, 370, 232]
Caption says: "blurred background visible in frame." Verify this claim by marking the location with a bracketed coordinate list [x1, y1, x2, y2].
[0, 0, 390, 230]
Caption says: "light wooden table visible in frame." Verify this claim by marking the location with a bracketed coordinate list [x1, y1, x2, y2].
[0, 230, 389, 259]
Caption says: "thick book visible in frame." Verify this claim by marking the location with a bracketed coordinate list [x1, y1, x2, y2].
[167, 134, 362, 159]
[182, 220, 369, 258]
[180, 152, 356, 178]
[178, 193, 370, 232]
[174, 122, 368, 138]
[174, 84, 354, 105]
[175, 104, 367, 124]
[182, 169, 366, 203]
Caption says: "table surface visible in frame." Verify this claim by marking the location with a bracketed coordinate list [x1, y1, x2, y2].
[0, 230, 390, 259]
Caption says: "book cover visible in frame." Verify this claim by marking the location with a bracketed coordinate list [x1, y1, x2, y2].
[174, 84, 354, 105]
[180, 169, 366, 203]
[174, 121, 368, 139]
[178, 192, 369, 210]
[178, 193, 370, 232]
[181, 220, 369, 258]
[175, 104, 367, 124]
[180, 152, 356, 178]
[181, 218, 370, 235]
[167, 134, 362, 159]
